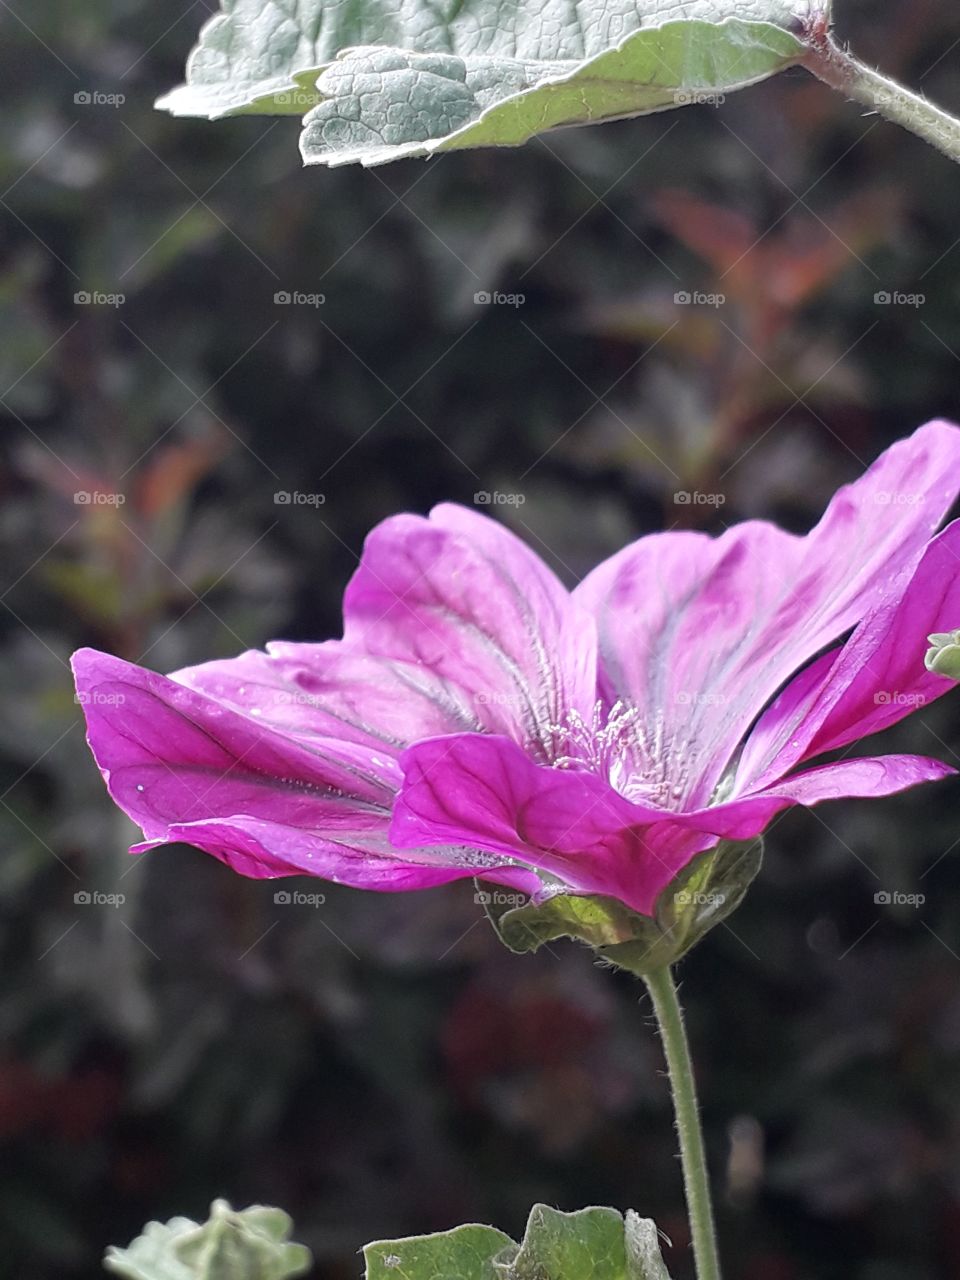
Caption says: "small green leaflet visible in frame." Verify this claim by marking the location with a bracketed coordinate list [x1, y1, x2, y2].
[103, 1200, 311, 1280]
[157, 0, 814, 168]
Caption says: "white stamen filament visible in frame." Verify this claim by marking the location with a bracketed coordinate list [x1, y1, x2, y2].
[547, 700, 692, 809]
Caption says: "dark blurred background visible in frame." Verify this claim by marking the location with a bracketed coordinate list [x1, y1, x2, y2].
[3, 1, 960, 1276]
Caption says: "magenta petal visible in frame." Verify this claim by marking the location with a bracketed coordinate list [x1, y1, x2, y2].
[732, 645, 842, 791]
[341, 505, 596, 759]
[73, 646, 391, 835]
[131, 816, 530, 892]
[393, 736, 952, 915]
[72, 648, 529, 890]
[577, 420, 960, 807]
[741, 520, 960, 788]
[392, 732, 705, 913]
[174, 642, 482, 753]
[680, 755, 956, 842]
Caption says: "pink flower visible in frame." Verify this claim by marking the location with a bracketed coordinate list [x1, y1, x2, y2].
[73, 421, 960, 918]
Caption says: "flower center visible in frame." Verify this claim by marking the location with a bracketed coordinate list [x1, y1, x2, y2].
[547, 700, 692, 810]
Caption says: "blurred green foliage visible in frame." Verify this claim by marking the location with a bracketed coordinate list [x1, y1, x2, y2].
[2, 1, 960, 1277]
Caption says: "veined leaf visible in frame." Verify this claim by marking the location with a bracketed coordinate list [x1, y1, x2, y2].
[363, 1204, 673, 1280]
[157, 1, 812, 168]
[364, 1223, 515, 1280]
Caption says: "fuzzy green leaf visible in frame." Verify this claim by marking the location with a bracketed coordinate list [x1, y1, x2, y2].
[501, 1205, 634, 1280]
[364, 1223, 515, 1280]
[157, 1, 810, 167]
[363, 1205, 672, 1280]
[103, 1200, 311, 1280]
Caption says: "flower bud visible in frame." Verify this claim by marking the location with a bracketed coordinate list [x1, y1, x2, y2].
[925, 629, 960, 678]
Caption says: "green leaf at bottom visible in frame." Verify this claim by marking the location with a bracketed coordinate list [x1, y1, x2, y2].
[364, 1205, 672, 1280]
[364, 1223, 515, 1280]
[504, 1205, 638, 1280]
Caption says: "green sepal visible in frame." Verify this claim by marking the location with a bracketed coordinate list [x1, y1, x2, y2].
[364, 1204, 672, 1280]
[480, 837, 762, 976]
[103, 1200, 311, 1280]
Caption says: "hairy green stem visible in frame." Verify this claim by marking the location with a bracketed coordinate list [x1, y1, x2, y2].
[644, 966, 721, 1280]
[804, 34, 960, 164]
